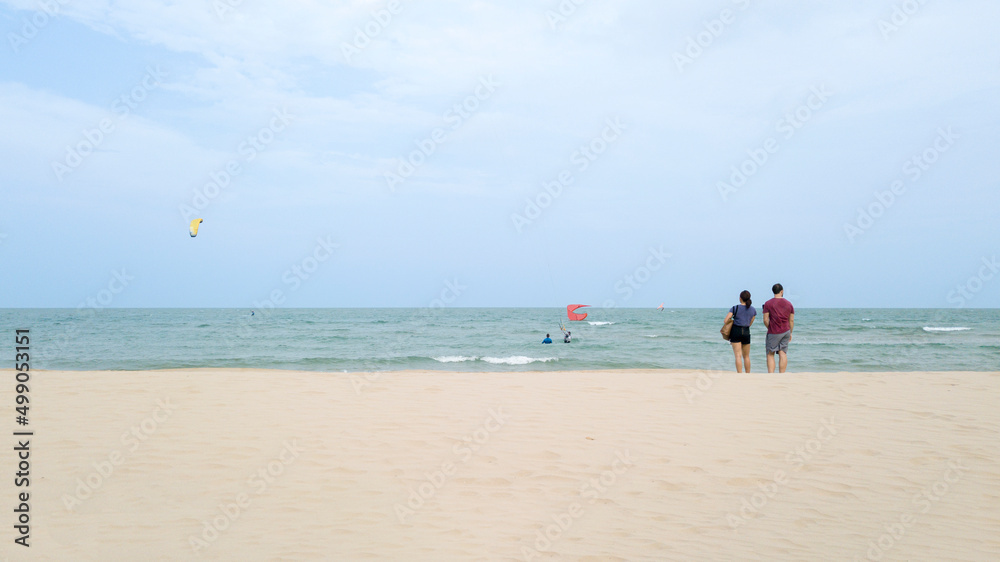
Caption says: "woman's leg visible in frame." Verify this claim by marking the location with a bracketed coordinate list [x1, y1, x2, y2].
[731, 341, 743, 372]
[742, 343, 751, 373]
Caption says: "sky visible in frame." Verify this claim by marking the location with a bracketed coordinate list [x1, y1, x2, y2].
[1, 0, 998, 308]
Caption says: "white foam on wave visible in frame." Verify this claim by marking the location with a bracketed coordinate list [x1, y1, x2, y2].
[644, 335, 661, 338]
[923, 327, 971, 332]
[481, 356, 558, 365]
[588, 321, 616, 326]
[433, 356, 478, 363]
[432, 356, 558, 365]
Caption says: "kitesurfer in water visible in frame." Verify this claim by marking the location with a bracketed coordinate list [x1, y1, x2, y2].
[542, 334, 552, 344]
[562, 329, 571, 343]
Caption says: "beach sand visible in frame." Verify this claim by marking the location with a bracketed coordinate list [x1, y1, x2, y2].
[2, 369, 998, 561]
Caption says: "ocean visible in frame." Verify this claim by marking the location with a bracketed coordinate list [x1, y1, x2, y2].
[3, 308, 998, 373]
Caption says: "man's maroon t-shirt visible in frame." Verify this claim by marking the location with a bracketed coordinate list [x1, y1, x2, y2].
[763, 298, 794, 334]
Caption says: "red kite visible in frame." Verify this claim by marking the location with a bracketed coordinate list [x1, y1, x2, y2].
[566, 304, 590, 321]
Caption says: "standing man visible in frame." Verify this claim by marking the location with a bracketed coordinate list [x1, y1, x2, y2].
[762, 283, 795, 373]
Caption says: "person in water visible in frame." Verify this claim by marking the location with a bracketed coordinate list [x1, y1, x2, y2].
[724, 290, 756, 373]
[542, 334, 553, 344]
[562, 329, 572, 343]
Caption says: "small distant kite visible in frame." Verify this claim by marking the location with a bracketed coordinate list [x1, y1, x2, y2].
[189, 218, 203, 237]
[567, 304, 590, 321]
[657, 303, 664, 311]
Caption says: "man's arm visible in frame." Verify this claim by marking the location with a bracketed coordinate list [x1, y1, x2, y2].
[763, 311, 770, 329]
[788, 313, 794, 340]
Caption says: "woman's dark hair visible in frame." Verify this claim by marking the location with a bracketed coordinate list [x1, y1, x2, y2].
[740, 290, 752, 308]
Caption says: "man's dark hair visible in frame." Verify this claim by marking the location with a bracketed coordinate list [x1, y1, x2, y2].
[772, 283, 783, 295]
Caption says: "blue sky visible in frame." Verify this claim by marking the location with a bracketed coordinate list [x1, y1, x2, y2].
[1, 0, 998, 308]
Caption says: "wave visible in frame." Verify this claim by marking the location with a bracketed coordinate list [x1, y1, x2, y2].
[923, 327, 972, 332]
[482, 356, 558, 365]
[432, 356, 478, 363]
[644, 335, 662, 338]
[588, 321, 616, 326]
[432, 356, 558, 365]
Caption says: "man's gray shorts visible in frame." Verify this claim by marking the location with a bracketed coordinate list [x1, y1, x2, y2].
[766, 331, 791, 353]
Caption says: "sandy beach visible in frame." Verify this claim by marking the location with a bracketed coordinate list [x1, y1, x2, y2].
[3, 369, 998, 561]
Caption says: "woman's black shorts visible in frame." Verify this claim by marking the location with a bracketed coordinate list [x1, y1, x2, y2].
[729, 325, 751, 345]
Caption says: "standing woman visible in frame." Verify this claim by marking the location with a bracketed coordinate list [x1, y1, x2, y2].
[724, 290, 756, 372]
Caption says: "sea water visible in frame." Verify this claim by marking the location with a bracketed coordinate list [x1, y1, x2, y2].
[2, 308, 998, 372]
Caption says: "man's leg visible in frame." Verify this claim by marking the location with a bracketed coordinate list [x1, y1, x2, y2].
[778, 350, 788, 373]
[767, 351, 776, 373]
